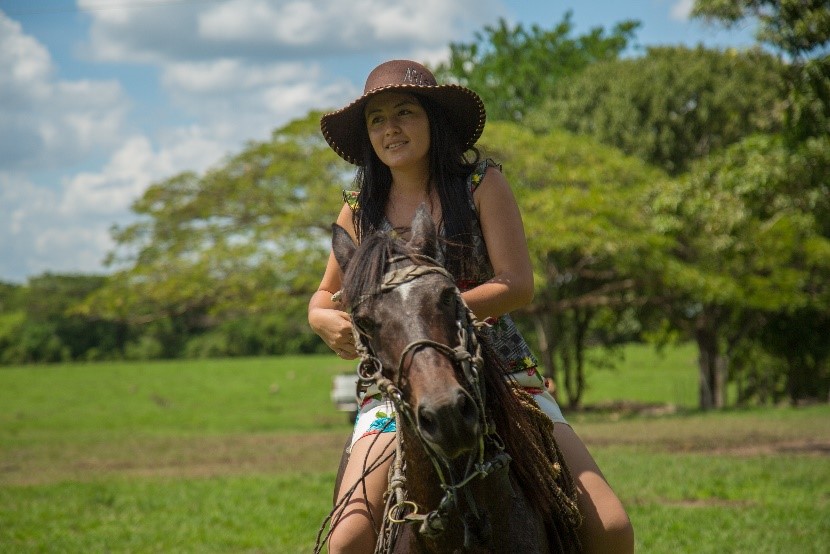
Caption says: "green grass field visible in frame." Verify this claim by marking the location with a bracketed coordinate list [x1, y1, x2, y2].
[1, 346, 828, 553]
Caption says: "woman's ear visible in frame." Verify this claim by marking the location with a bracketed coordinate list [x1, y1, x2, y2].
[408, 203, 438, 260]
[331, 223, 357, 272]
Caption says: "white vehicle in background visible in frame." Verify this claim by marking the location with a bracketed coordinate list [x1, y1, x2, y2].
[331, 373, 359, 423]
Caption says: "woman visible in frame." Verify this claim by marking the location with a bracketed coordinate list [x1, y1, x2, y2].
[309, 59, 633, 554]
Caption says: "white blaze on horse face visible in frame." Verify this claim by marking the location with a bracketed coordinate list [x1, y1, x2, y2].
[396, 279, 418, 310]
[393, 277, 447, 341]
[395, 279, 435, 337]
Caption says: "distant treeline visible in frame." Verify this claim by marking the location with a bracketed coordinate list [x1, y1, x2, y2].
[0, 274, 328, 364]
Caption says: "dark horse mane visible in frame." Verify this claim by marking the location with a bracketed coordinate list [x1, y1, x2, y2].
[341, 229, 582, 549]
[339, 230, 414, 308]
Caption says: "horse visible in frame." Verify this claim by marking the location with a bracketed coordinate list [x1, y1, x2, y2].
[316, 206, 582, 553]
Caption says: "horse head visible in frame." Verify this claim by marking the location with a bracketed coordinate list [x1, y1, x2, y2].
[332, 205, 481, 460]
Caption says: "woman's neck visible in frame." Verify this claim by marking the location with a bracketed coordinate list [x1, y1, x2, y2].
[389, 164, 430, 194]
[386, 166, 440, 231]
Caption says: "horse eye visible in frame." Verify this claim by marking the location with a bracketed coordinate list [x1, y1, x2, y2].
[353, 316, 376, 334]
[440, 288, 456, 307]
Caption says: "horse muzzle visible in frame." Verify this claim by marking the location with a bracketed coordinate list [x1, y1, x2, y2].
[416, 387, 480, 459]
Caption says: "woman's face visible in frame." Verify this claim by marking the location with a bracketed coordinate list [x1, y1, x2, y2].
[364, 91, 431, 171]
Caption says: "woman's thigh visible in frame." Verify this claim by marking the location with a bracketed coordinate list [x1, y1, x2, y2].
[329, 433, 395, 553]
[553, 424, 634, 554]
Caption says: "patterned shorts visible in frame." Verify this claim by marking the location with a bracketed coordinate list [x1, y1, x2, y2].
[348, 368, 568, 451]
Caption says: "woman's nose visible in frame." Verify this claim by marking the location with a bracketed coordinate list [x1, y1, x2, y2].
[384, 117, 401, 134]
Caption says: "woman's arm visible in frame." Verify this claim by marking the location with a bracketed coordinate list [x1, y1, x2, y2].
[308, 204, 359, 359]
[463, 166, 534, 320]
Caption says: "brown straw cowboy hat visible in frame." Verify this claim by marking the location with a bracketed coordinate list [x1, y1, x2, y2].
[320, 59, 486, 165]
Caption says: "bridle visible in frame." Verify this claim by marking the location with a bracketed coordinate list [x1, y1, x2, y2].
[350, 256, 512, 552]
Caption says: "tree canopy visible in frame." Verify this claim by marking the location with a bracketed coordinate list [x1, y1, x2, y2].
[435, 12, 639, 122]
[478, 122, 669, 407]
[531, 46, 786, 174]
[77, 112, 352, 357]
[691, 0, 830, 59]
[692, 0, 830, 141]
[650, 134, 830, 406]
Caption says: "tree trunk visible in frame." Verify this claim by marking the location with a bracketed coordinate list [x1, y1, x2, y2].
[571, 308, 593, 410]
[532, 313, 557, 387]
[562, 345, 578, 410]
[694, 324, 726, 410]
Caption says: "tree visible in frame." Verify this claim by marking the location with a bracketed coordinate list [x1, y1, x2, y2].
[0, 274, 121, 363]
[478, 121, 669, 408]
[532, 46, 786, 174]
[691, 0, 829, 58]
[681, 1, 830, 406]
[79, 112, 352, 356]
[692, 0, 830, 141]
[435, 13, 639, 122]
[650, 134, 830, 407]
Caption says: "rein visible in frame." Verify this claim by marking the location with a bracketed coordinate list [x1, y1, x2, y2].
[350, 258, 512, 553]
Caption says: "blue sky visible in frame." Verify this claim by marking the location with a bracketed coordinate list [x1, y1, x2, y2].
[0, 0, 757, 283]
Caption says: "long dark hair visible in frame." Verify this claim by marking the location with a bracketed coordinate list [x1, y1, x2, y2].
[351, 93, 481, 277]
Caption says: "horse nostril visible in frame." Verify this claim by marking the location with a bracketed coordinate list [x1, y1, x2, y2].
[458, 392, 478, 427]
[418, 406, 439, 438]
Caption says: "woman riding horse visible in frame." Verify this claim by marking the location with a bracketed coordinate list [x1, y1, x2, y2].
[308, 59, 633, 553]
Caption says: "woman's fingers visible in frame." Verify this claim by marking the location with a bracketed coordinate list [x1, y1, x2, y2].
[329, 310, 356, 357]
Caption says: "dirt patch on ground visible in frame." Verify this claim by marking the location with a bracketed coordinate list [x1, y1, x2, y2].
[657, 498, 757, 508]
[580, 401, 683, 419]
[582, 434, 830, 457]
[4, 407, 828, 486]
[705, 438, 830, 457]
[572, 404, 830, 457]
[1, 432, 350, 486]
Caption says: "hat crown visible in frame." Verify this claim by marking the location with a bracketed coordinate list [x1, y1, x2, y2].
[363, 60, 438, 94]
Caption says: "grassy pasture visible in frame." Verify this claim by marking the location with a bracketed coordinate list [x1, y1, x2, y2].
[1, 347, 828, 553]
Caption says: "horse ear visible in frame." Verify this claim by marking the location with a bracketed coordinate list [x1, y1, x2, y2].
[332, 223, 357, 272]
[409, 203, 438, 259]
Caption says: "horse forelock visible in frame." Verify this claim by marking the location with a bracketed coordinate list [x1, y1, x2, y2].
[341, 231, 436, 309]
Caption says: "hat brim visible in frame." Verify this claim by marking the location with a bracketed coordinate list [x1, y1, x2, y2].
[321, 84, 486, 165]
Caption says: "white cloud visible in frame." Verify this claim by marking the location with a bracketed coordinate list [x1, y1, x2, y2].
[199, 0, 324, 46]
[81, 0, 498, 62]
[161, 59, 356, 144]
[60, 136, 160, 217]
[0, 12, 128, 171]
[0, 174, 93, 280]
[670, 0, 694, 21]
[0, 127, 231, 282]
[162, 59, 307, 95]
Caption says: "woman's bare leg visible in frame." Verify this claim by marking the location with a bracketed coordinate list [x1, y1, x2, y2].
[328, 433, 395, 554]
[554, 424, 634, 553]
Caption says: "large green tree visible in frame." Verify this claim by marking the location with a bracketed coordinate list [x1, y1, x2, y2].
[479, 121, 669, 408]
[79, 113, 351, 356]
[435, 13, 639, 122]
[532, 46, 786, 174]
[651, 134, 830, 407]
[681, 0, 830, 406]
[692, 0, 830, 141]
